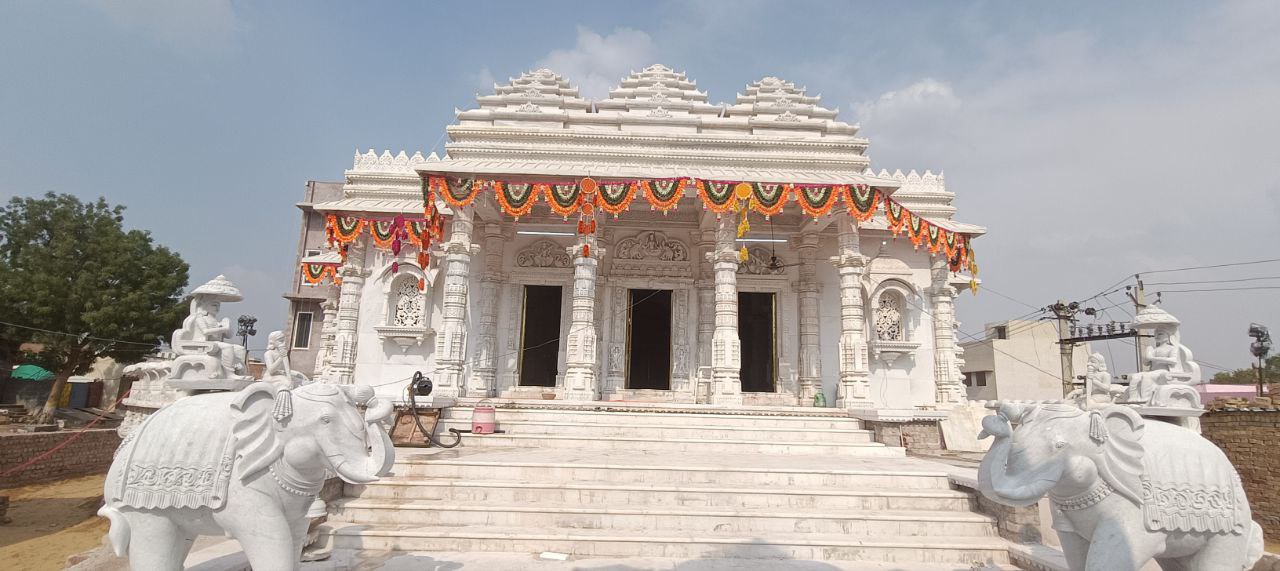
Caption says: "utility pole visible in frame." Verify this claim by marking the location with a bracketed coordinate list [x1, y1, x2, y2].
[1249, 323, 1271, 397]
[1049, 300, 1080, 397]
[1125, 275, 1148, 371]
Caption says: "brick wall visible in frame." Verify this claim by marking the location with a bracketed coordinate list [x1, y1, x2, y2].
[0, 429, 121, 487]
[862, 420, 944, 452]
[1200, 408, 1280, 544]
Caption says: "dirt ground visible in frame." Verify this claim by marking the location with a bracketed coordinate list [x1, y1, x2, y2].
[0, 474, 109, 571]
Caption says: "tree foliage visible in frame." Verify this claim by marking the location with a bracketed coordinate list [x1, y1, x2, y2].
[1210, 355, 1279, 385]
[0, 193, 188, 422]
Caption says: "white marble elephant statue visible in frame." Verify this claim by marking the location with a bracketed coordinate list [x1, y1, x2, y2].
[98, 382, 395, 570]
[977, 403, 1264, 571]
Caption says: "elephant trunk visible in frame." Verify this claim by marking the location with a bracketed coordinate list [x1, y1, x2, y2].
[978, 434, 1062, 507]
[327, 391, 396, 484]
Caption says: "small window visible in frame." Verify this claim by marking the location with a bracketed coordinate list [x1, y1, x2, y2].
[874, 291, 905, 341]
[305, 249, 321, 258]
[292, 312, 313, 349]
[969, 371, 989, 387]
[994, 326, 1008, 340]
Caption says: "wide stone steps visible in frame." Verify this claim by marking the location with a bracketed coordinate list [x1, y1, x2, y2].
[437, 418, 876, 443]
[328, 500, 996, 537]
[390, 454, 954, 489]
[322, 523, 1011, 564]
[439, 432, 902, 457]
[443, 406, 865, 430]
[347, 478, 977, 512]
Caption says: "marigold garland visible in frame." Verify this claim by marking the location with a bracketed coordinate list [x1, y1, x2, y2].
[443, 177, 480, 208]
[794, 185, 838, 219]
[301, 263, 340, 285]
[749, 183, 790, 218]
[884, 198, 907, 235]
[497, 182, 538, 219]
[369, 219, 400, 250]
[545, 183, 581, 218]
[842, 184, 879, 222]
[645, 178, 683, 212]
[698, 180, 736, 213]
[328, 215, 365, 244]
[598, 182, 637, 216]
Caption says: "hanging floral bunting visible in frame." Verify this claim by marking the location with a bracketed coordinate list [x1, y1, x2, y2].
[906, 213, 927, 247]
[597, 182, 637, 216]
[327, 215, 366, 245]
[841, 184, 879, 222]
[926, 224, 944, 254]
[443, 177, 480, 208]
[545, 182, 582, 218]
[749, 183, 790, 219]
[404, 220, 431, 248]
[644, 178, 683, 213]
[369, 219, 400, 250]
[301, 263, 341, 286]
[698, 180, 736, 213]
[884, 197, 907, 235]
[497, 182, 539, 219]
[794, 185, 838, 219]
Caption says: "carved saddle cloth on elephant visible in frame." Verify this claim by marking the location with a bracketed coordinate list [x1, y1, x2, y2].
[106, 389, 272, 510]
[1053, 418, 1248, 536]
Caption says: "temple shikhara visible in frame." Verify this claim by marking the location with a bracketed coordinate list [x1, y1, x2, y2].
[301, 65, 983, 416]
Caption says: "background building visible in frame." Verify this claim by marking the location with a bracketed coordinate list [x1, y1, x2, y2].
[283, 181, 343, 378]
[960, 319, 1090, 401]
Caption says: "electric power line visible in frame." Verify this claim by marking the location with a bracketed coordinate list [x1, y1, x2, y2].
[1145, 275, 1280, 286]
[1157, 286, 1280, 294]
[0, 319, 159, 347]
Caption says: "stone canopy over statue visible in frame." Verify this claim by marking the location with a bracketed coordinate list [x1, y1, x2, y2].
[1121, 305, 1203, 412]
[168, 275, 254, 390]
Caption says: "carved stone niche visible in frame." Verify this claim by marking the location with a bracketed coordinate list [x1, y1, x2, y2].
[737, 246, 785, 276]
[611, 231, 691, 278]
[516, 240, 571, 269]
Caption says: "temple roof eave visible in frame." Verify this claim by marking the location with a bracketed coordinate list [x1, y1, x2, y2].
[414, 161, 901, 189]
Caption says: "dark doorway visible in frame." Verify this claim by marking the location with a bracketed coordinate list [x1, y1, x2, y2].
[739, 292, 776, 392]
[626, 289, 672, 390]
[518, 285, 562, 387]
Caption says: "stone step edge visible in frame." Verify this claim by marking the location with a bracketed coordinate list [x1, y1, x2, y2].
[443, 408, 864, 422]
[330, 499, 995, 523]
[393, 458, 945, 478]
[436, 419, 873, 434]
[356, 479, 974, 499]
[440, 433, 890, 447]
[445, 402, 858, 418]
[321, 523, 1014, 551]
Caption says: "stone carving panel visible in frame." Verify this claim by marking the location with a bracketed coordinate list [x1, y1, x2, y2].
[737, 247, 785, 275]
[516, 240, 570, 268]
[612, 231, 692, 278]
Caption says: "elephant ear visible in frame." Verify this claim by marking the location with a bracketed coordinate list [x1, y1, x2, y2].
[1091, 405, 1146, 505]
[230, 382, 285, 482]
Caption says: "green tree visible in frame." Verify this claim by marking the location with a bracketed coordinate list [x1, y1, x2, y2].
[0, 193, 188, 424]
[1210, 355, 1280, 385]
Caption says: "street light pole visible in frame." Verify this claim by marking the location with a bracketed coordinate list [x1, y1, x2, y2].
[237, 315, 258, 350]
[1249, 323, 1271, 397]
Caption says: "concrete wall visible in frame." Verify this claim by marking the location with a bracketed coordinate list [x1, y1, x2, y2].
[1200, 408, 1280, 543]
[961, 320, 1090, 401]
[0, 429, 121, 487]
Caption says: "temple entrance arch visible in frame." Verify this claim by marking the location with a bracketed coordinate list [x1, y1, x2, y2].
[626, 289, 672, 390]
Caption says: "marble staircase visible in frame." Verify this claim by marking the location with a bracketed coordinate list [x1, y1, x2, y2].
[322, 403, 1012, 566]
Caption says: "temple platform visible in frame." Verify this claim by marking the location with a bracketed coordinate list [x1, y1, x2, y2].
[319, 405, 1016, 566]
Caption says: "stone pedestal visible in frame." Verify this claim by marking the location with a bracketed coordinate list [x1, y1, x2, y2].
[709, 217, 742, 406]
[833, 218, 873, 409]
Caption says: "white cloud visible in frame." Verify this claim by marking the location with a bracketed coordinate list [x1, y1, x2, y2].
[80, 0, 242, 55]
[856, 78, 960, 123]
[535, 27, 657, 99]
[471, 67, 497, 95]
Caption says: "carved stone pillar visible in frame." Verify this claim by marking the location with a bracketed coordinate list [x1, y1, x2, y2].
[930, 256, 966, 405]
[435, 207, 476, 398]
[468, 222, 506, 398]
[708, 217, 742, 405]
[330, 238, 369, 385]
[795, 231, 822, 405]
[833, 218, 873, 409]
[314, 297, 339, 379]
[562, 229, 601, 401]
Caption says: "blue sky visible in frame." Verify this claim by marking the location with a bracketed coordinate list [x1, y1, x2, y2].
[1, 1, 1278, 373]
